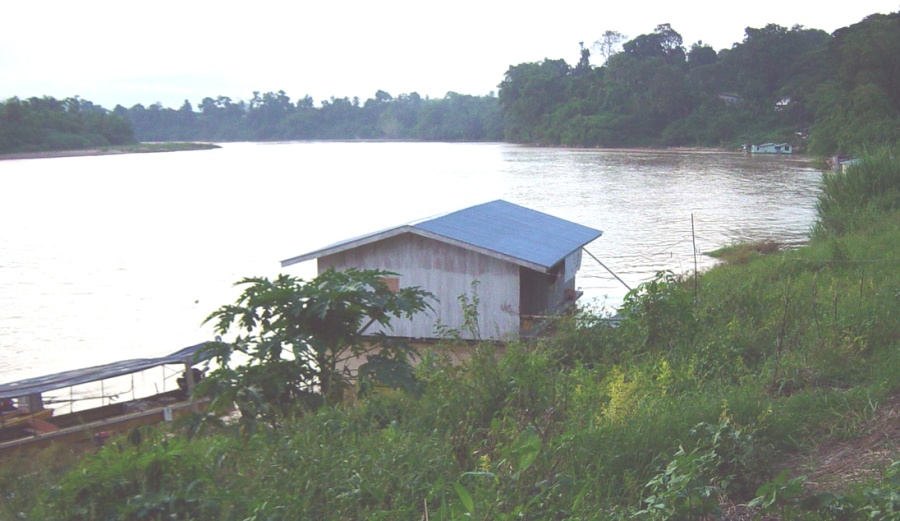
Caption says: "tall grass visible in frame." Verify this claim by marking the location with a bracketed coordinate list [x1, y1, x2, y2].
[814, 145, 900, 238]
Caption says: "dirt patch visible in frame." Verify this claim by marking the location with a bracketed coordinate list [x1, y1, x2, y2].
[791, 393, 900, 493]
[719, 393, 899, 520]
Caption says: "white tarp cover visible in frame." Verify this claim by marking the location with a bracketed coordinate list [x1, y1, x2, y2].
[0, 343, 211, 400]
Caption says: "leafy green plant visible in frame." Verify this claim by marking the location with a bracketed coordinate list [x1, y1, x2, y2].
[748, 469, 806, 520]
[635, 447, 721, 521]
[198, 268, 433, 427]
[619, 270, 697, 353]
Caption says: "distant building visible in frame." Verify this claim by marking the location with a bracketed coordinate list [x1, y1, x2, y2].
[775, 98, 792, 111]
[281, 200, 603, 341]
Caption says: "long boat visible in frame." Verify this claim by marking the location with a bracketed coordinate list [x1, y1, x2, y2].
[0, 343, 211, 456]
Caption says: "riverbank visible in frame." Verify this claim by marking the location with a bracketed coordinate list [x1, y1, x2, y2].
[0, 145, 896, 519]
[0, 142, 220, 161]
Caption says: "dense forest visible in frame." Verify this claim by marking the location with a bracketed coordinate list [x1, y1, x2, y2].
[1, 11, 897, 155]
[0, 96, 134, 154]
[118, 90, 503, 143]
[497, 12, 900, 153]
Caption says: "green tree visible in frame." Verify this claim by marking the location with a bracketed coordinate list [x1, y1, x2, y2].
[687, 41, 717, 68]
[622, 24, 686, 66]
[198, 269, 433, 427]
[498, 58, 572, 142]
[592, 30, 627, 65]
[0, 95, 135, 153]
[807, 12, 900, 154]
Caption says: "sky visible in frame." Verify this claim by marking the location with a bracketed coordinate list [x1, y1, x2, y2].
[2, 1, 898, 110]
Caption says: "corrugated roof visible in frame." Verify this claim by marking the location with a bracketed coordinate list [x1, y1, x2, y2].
[281, 200, 602, 271]
[0, 343, 211, 400]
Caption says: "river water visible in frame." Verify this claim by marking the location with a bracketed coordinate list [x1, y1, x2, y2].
[0, 142, 822, 389]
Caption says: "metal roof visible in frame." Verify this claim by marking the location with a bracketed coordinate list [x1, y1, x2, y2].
[0, 343, 211, 400]
[281, 200, 603, 272]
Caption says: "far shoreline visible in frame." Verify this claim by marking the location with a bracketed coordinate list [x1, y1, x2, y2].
[0, 142, 220, 161]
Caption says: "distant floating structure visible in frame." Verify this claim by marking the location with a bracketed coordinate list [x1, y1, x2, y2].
[744, 143, 793, 154]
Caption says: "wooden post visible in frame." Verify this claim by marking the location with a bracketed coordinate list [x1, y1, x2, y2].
[692, 214, 699, 301]
[184, 361, 198, 413]
[23, 393, 44, 413]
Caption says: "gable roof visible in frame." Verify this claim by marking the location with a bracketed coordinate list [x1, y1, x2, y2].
[281, 200, 602, 273]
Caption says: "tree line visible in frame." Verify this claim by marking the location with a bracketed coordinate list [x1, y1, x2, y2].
[117, 90, 503, 143]
[498, 12, 900, 154]
[2, 11, 897, 155]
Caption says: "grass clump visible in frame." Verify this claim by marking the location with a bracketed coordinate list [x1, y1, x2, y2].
[707, 240, 781, 265]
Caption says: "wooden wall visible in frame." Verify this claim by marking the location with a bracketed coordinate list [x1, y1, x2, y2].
[319, 234, 521, 341]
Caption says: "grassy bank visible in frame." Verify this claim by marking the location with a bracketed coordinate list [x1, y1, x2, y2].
[2, 148, 898, 520]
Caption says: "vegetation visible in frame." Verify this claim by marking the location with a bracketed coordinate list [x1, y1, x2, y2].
[0, 96, 134, 154]
[1, 145, 897, 520]
[196, 269, 433, 430]
[118, 91, 504, 144]
[497, 13, 900, 153]
[706, 240, 780, 265]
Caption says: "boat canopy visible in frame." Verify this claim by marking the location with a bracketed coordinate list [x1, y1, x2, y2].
[0, 343, 212, 400]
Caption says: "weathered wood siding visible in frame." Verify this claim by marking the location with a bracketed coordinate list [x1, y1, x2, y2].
[318, 233, 521, 340]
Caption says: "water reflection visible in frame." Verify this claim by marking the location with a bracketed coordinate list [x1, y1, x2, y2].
[497, 147, 820, 306]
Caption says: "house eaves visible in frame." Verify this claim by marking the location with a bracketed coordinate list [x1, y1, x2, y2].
[281, 200, 603, 273]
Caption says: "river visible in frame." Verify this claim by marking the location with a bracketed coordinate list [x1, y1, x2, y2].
[0, 142, 822, 387]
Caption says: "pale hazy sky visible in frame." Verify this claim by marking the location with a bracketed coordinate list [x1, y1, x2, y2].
[2, 1, 897, 109]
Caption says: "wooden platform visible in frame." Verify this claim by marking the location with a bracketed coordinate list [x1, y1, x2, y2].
[0, 393, 206, 456]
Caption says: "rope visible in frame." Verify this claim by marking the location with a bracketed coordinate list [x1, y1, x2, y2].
[583, 248, 632, 291]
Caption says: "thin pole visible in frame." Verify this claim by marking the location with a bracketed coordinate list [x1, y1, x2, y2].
[692, 214, 699, 301]
[583, 249, 632, 291]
